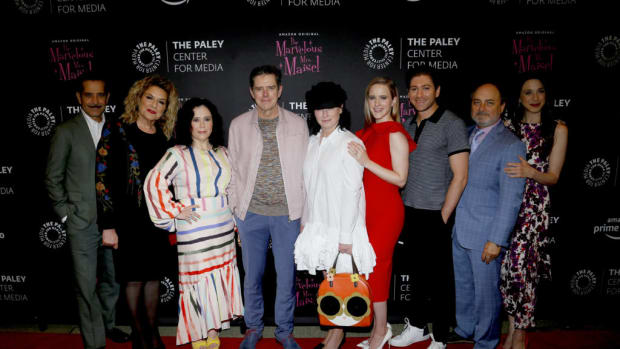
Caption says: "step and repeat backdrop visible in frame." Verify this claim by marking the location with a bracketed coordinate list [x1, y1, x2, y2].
[1, 0, 619, 326]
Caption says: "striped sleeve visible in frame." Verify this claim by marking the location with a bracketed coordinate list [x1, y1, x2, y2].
[145, 147, 184, 232]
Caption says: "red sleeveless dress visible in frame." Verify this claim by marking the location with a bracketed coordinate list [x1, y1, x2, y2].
[356, 121, 416, 302]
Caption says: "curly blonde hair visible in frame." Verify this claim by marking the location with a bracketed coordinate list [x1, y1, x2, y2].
[120, 75, 179, 139]
[363, 76, 400, 128]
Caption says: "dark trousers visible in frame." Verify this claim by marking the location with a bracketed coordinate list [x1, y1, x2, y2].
[398, 206, 456, 342]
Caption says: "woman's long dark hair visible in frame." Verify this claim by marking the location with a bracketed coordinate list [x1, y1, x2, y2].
[175, 97, 225, 150]
[509, 74, 557, 159]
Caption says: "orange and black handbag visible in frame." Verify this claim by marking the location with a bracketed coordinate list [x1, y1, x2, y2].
[317, 253, 373, 327]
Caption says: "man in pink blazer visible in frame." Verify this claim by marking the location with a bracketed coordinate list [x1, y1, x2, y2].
[228, 65, 309, 349]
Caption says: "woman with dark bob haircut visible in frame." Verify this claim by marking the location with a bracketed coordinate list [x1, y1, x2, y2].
[175, 98, 225, 148]
[295, 82, 376, 349]
[145, 98, 243, 349]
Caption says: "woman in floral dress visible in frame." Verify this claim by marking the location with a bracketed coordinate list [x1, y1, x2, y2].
[500, 75, 568, 349]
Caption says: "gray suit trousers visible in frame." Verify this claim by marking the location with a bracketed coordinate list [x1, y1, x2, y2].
[67, 222, 119, 349]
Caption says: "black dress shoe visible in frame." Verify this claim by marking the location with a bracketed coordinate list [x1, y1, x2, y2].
[106, 327, 130, 343]
[444, 330, 474, 344]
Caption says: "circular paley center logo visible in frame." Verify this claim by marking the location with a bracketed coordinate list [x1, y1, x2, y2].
[363, 38, 395, 70]
[15, 0, 44, 14]
[160, 276, 176, 304]
[583, 157, 611, 188]
[595, 35, 620, 68]
[39, 221, 67, 249]
[570, 269, 597, 296]
[247, 0, 270, 6]
[132, 42, 162, 74]
[26, 107, 56, 137]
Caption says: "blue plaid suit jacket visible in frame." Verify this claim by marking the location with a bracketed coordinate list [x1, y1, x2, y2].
[453, 122, 526, 250]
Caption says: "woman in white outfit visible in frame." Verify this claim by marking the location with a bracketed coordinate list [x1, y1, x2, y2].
[295, 82, 376, 349]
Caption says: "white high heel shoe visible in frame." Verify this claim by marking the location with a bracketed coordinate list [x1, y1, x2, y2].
[356, 339, 368, 348]
[358, 323, 392, 349]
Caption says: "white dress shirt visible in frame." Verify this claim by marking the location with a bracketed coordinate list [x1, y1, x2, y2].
[82, 109, 105, 147]
[294, 128, 376, 275]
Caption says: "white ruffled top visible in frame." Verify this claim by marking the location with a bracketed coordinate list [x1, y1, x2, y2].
[295, 128, 376, 276]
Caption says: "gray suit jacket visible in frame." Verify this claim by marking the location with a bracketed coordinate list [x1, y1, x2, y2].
[45, 114, 98, 232]
[453, 123, 526, 250]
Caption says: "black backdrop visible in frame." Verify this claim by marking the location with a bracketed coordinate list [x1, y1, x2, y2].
[1, 0, 619, 327]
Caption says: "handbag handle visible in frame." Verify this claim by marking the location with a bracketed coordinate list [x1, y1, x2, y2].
[329, 252, 361, 287]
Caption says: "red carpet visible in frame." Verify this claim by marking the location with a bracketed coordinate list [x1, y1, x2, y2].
[1, 330, 619, 349]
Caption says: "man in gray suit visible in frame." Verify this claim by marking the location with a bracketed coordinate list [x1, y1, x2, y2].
[45, 72, 128, 349]
[451, 83, 526, 349]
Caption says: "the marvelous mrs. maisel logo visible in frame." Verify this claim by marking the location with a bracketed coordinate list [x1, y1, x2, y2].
[49, 39, 94, 81]
[513, 31, 556, 73]
[276, 33, 323, 76]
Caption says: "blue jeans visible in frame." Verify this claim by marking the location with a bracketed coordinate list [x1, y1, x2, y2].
[236, 212, 299, 339]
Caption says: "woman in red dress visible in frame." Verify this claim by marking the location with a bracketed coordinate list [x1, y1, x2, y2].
[348, 77, 415, 349]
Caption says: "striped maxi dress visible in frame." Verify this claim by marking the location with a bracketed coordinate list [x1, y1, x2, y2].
[145, 145, 243, 345]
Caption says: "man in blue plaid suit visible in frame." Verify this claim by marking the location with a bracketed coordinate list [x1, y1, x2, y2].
[451, 83, 526, 349]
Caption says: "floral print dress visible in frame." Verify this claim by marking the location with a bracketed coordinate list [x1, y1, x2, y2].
[500, 121, 553, 329]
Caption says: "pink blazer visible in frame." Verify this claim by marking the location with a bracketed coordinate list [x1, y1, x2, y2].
[227, 106, 309, 221]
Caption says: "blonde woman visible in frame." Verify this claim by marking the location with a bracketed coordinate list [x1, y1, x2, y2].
[96, 75, 179, 349]
[348, 77, 416, 349]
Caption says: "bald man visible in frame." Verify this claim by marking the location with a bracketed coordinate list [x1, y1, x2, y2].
[451, 83, 526, 349]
